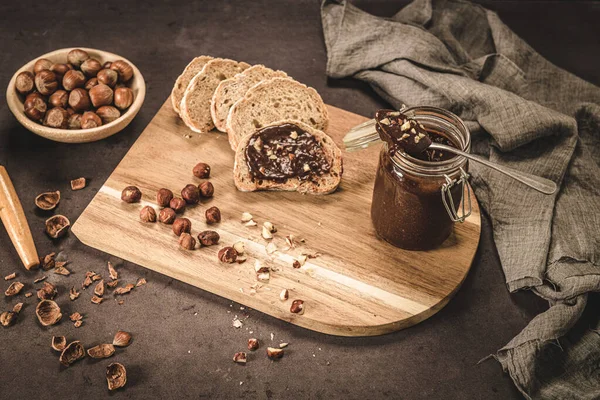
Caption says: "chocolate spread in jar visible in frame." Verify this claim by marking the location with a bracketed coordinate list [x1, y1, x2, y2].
[245, 123, 331, 183]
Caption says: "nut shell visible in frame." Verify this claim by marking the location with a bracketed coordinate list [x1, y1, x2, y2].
[169, 197, 186, 213]
[96, 105, 120, 124]
[60, 341, 85, 366]
[37, 281, 58, 300]
[68, 114, 82, 129]
[44, 107, 69, 128]
[35, 190, 60, 210]
[198, 230, 220, 246]
[233, 352, 247, 363]
[35, 70, 58, 96]
[87, 344, 115, 359]
[15, 71, 34, 95]
[33, 58, 53, 74]
[62, 70, 86, 91]
[45, 214, 70, 238]
[248, 338, 259, 351]
[52, 336, 67, 351]
[35, 299, 62, 326]
[114, 87, 134, 110]
[110, 60, 134, 82]
[97, 68, 118, 88]
[5, 281, 24, 296]
[267, 347, 284, 360]
[121, 186, 142, 203]
[89, 83, 113, 108]
[68, 88, 91, 112]
[67, 49, 90, 68]
[84, 77, 99, 90]
[49, 90, 68, 108]
[205, 206, 221, 224]
[140, 206, 157, 222]
[81, 58, 102, 77]
[81, 111, 102, 129]
[158, 207, 176, 224]
[172, 218, 192, 236]
[156, 188, 174, 207]
[24, 93, 47, 121]
[106, 363, 127, 390]
[113, 330, 132, 347]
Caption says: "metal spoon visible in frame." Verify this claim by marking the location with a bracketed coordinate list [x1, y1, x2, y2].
[344, 119, 558, 195]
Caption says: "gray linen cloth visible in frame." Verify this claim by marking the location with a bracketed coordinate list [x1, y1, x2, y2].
[321, 0, 600, 398]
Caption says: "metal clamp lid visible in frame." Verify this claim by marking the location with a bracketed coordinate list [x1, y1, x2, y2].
[441, 167, 471, 223]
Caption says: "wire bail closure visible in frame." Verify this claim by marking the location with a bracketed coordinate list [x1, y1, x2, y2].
[441, 167, 471, 223]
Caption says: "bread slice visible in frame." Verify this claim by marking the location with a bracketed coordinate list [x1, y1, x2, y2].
[226, 78, 329, 151]
[170, 56, 214, 115]
[180, 59, 251, 133]
[233, 120, 342, 195]
[210, 65, 289, 132]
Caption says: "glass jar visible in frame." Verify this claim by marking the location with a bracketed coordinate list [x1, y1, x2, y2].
[370, 106, 471, 250]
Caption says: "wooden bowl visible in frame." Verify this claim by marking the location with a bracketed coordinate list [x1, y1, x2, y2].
[6, 47, 146, 143]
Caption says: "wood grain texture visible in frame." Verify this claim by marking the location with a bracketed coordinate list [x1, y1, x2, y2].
[71, 100, 481, 336]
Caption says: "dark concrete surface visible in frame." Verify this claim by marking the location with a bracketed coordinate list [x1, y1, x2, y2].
[0, 1, 598, 398]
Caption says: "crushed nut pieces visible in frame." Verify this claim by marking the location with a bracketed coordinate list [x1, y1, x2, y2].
[106, 363, 127, 390]
[70, 177, 86, 190]
[233, 352, 247, 364]
[290, 300, 305, 315]
[267, 347, 284, 360]
[280, 289, 289, 302]
[248, 338, 259, 351]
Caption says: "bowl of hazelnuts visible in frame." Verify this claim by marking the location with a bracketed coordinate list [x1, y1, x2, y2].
[6, 47, 145, 143]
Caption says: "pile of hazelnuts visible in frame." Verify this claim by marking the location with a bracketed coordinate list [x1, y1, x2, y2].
[14, 48, 135, 130]
[121, 162, 221, 251]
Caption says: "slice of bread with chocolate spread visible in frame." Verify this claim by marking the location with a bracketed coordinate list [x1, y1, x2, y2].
[170, 56, 214, 115]
[233, 120, 342, 195]
[180, 58, 250, 133]
[211, 65, 289, 132]
[226, 78, 328, 151]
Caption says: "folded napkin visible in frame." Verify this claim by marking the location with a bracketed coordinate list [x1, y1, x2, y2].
[321, 0, 600, 398]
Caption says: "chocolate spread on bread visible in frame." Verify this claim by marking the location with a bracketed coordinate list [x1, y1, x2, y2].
[245, 123, 331, 183]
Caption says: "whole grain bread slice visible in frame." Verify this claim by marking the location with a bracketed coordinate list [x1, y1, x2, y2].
[226, 77, 329, 150]
[180, 58, 250, 133]
[233, 120, 342, 195]
[210, 65, 289, 132]
[170, 56, 214, 115]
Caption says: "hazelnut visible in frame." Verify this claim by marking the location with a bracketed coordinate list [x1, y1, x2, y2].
[178, 232, 196, 250]
[103, 61, 113, 69]
[62, 70, 86, 91]
[35, 69, 58, 96]
[43, 107, 69, 128]
[68, 88, 91, 112]
[205, 206, 221, 224]
[49, 90, 68, 108]
[156, 188, 174, 207]
[140, 206, 156, 222]
[198, 181, 214, 198]
[121, 186, 141, 203]
[110, 60, 134, 82]
[198, 230, 220, 246]
[267, 347, 284, 360]
[81, 111, 102, 129]
[106, 363, 127, 391]
[97, 68, 118, 88]
[89, 83, 113, 107]
[173, 218, 191, 236]
[290, 300, 305, 314]
[45, 214, 70, 238]
[114, 87, 134, 110]
[158, 207, 176, 224]
[169, 198, 186, 213]
[248, 338, 259, 351]
[66, 107, 76, 116]
[15, 71, 34, 95]
[193, 162, 211, 179]
[84, 77, 99, 90]
[218, 247, 238, 263]
[68, 113, 82, 129]
[67, 48, 90, 68]
[81, 58, 102, 77]
[50, 63, 71, 80]
[96, 105, 120, 124]
[233, 352, 247, 364]
[181, 184, 200, 204]
[24, 93, 47, 121]
[33, 58, 53, 74]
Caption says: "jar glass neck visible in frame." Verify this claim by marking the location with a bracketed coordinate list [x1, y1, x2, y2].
[389, 106, 471, 177]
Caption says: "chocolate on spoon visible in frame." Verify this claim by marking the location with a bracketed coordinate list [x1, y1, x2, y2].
[375, 109, 432, 157]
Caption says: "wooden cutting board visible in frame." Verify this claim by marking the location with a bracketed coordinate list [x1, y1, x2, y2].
[72, 99, 481, 336]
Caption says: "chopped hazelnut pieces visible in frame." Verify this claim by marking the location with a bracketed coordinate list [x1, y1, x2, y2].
[233, 352, 247, 364]
[292, 260, 301, 269]
[108, 261, 118, 280]
[69, 287, 80, 300]
[245, 220, 258, 227]
[248, 338, 259, 351]
[263, 221, 277, 233]
[280, 289, 289, 301]
[106, 363, 127, 390]
[241, 212, 253, 222]
[233, 241, 245, 255]
[285, 235, 296, 249]
[40, 252, 56, 270]
[5, 281, 24, 296]
[60, 341, 85, 366]
[296, 254, 308, 266]
[51, 336, 67, 352]
[113, 330, 132, 347]
[266, 242, 277, 254]
[91, 295, 104, 304]
[267, 347, 284, 360]
[87, 344, 115, 359]
[279, 343, 289, 348]
[261, 226, 273, 240]
[290, 300, 305, 315]
[114, 284, 135, 295]
[70, 177, 86, 190]
[4, 272, 16, 281]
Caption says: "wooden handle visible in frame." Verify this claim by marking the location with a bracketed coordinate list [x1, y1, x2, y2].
[0, 166, 39, 269]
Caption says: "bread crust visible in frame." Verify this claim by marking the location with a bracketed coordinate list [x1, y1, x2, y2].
[170, 56, 214, 115]
[226, 78, 329, 151]
[180, 58, 250, 133]
[233, 120, 342, 195]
